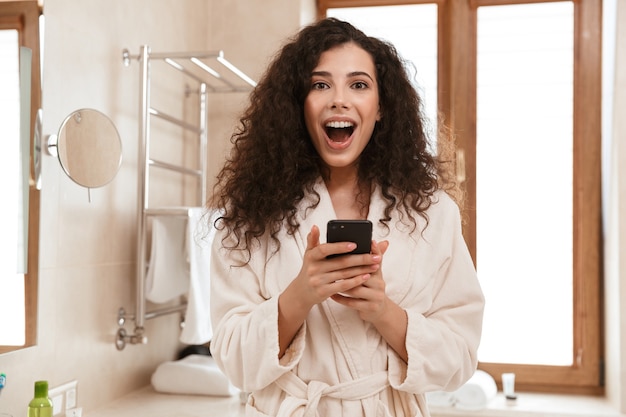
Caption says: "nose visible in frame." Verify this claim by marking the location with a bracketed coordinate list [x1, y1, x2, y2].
[330, 87, 349, 109]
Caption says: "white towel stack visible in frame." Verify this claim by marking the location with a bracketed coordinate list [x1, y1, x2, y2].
[151, 354, 238, 397]
[426, 370, 497, 411]
[425, 390, 456, 407]
[454, 370, 498, 410]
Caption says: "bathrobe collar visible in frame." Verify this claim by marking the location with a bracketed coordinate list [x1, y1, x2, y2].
[295, 177, 387, 246]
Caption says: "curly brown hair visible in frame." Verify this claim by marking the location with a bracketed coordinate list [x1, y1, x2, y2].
[210, 18, 458, 257]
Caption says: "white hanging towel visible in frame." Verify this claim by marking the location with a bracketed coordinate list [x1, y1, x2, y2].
[145, 216, 190, 304]
[179, 207, 217, 345]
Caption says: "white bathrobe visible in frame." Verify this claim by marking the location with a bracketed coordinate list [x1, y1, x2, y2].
[210, 180, 484, 417]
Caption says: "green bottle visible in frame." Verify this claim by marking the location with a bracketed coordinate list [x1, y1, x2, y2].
[27, 381, 53, 417]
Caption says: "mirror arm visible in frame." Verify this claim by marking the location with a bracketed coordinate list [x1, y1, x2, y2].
[45, 133, 58, 157]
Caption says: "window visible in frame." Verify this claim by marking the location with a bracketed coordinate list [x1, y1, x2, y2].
[319, 0, 603, 394]
[476, 2, 574, 367]
[0, 28, 25, 346]
[0, 0, 42, 353]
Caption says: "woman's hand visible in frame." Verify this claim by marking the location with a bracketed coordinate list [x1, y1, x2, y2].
[330, 239, 390, 323]
[277, 225, 382, 357]
[330, 239, 409, 362]
[296, 225, 382, 308]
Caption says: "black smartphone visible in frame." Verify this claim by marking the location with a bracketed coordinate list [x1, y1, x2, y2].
[326, 220, 373, 256]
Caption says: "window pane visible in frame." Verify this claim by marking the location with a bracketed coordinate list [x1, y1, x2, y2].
[327, 5, 438, 138]
[0, 29, 26, 345]
[476, 3, 574, 366]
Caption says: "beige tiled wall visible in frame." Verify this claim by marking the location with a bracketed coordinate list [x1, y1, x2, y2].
[0, 1, 311, 416]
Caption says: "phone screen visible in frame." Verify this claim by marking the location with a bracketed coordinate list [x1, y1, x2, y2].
[326, 220, 372, 256]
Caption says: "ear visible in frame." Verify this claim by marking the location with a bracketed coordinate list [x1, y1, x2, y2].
[376, 106, 382, 121]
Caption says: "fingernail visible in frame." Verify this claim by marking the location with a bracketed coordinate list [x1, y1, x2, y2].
[372, 255, 381, 261]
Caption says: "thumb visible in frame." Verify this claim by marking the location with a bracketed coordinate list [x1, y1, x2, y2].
[307, 225, 321, 250]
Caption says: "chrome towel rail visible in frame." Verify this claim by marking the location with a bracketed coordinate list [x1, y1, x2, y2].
[116, 45, 254, 350]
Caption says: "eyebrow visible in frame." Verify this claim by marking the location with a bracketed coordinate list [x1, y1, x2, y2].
[311, 70, 375, 82]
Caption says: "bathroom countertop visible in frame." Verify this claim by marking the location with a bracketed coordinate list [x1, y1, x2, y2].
[87, 386, 625, 417]
[429, 392, 625, 417]
[87, 386, 246, 417]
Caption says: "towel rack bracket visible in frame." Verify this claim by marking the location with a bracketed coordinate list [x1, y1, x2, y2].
[115, 304, 187, 350]
[115, 327, 148, 351]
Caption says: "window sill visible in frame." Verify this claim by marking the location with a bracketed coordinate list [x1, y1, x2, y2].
[430, 392, 624, 417]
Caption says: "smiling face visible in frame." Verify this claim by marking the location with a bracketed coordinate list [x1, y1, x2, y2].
[304, 42, 380, 177]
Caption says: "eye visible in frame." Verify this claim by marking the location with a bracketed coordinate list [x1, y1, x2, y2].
[311, 81, 330, 90]
[352, 81, 369, 90]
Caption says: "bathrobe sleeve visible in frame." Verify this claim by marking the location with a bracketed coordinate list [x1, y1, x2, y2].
[388, 193, 484, 393]
[209, 229, 306, 392]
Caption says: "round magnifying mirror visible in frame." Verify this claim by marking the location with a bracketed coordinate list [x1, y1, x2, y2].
[55, 109, 122, 188]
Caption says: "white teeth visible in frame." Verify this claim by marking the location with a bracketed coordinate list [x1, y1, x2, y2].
[325, 121, 354, 129]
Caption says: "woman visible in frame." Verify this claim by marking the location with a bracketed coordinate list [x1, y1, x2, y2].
[209, 18, 484, 417]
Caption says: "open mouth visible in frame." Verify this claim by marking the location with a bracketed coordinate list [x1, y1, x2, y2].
[325, 121, 355, 143]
